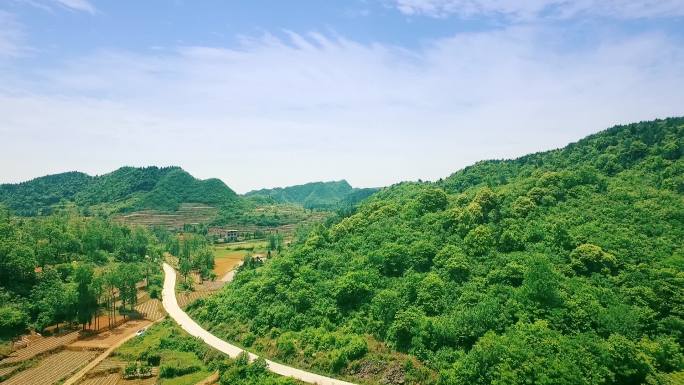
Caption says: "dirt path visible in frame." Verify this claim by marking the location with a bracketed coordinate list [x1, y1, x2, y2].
[161, 263, 357, 385]
[219, 265, 240, 282]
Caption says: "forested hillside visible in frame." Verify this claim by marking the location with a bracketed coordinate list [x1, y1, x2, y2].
[191, 118, 684, 385]
[0, 166, 240, 216]
[245, 180, 378, 210]
[0, 172, 92, 216]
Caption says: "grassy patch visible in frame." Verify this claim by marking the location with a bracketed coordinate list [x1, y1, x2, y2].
[160, 369, 212, 385]
[116, 322, 172, 360]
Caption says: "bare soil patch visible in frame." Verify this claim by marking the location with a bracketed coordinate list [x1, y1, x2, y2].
[68, 320, 152, 350]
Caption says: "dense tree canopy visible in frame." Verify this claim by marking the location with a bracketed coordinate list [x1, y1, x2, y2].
[0, 209, 163, 335]
[0, 166, 240, 216]
[192, 118, 684, 384]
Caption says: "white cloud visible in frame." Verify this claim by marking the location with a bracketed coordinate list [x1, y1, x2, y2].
[12, 0, 97, 14]
[392, 0, 684, 19]
[54, 0, 96, 14]
[0, 11, 24, 57]
[1, 26, 683, 191]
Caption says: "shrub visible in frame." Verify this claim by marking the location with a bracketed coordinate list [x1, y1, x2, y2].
[124, 362, 138, 378]
[159, 363, 200, 378]
[276, 333, 297, 359]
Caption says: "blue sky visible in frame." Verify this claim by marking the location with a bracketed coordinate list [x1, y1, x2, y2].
[1, 1, 683, 192]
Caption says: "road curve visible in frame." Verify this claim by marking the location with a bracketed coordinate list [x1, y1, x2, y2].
[161, 263, 357, 385]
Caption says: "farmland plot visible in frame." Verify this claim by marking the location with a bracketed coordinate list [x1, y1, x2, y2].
[135, 299, 165, 321]
[88, 358, 126, 377]
[0, 331, 80, 366]
[0, 365, 19, 380]
[114, 376, 156, 385]
[79, 373, 119, 385]
[176, 289, 212, 308]
[1, 350, 99, 385]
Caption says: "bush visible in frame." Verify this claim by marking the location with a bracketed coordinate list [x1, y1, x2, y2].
[124, 362, 138, 378]
[148, 285, 160, 299]
[276, 333, 297, 359]
[159, 363, 201, 378]
[123, 361, 155, 379]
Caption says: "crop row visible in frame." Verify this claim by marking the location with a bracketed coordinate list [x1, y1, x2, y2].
[0, 331, 80, 366]
[2, 349, 98, 385]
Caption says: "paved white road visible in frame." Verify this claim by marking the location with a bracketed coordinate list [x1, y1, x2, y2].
[161, 263, 357, 385]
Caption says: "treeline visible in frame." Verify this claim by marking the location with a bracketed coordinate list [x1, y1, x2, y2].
[192, 118, 684, 384]
[0, 207, 165, 338]
[168, 233, 216, 288]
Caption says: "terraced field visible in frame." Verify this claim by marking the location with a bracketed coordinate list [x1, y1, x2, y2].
[1, 350, 99, 385]
[135, 299, 165, 321]
[78, 369, 160, 385]
[115, 376, 156, 385]
[176, 277, 230, 308]
[0, 330, 80, 366]
[177, 289, 212, 308]
[87, 358, 126, 377]
[79, 373, 119, 385]
[0, 365, 19, 380]
[114, 203, 218, 228]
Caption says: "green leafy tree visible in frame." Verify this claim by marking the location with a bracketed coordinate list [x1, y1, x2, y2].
[74, 263, 98, 329]
[570, 244, 617, 275]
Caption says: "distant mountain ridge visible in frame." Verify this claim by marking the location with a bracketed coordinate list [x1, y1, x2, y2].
[0, 166, 239, 216]
[245, 180, 379, 210]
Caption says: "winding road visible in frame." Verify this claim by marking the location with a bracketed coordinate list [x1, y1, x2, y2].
[161, 262, 357, 385]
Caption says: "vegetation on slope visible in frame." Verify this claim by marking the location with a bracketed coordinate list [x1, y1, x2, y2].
[0, 172, 91, 216]
[135, 168, 238, 212]
[0, 166, 240, 216]
[191, 118, 684, 384]
[245, 180, 378, 210]
[0, 166, 333, 229]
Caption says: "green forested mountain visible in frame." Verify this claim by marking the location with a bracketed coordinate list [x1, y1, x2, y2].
[191, 118, 684, 384]
[0, 171, 92, 216]
[0, 166, 239, 216]
[245, 180, 379, 210]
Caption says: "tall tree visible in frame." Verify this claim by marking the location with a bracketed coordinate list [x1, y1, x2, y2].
[74, 263, 97, 330]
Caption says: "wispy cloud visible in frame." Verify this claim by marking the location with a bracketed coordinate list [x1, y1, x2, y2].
[392, 0, 684, 19]
[0, 11, 24, 58]
[1, 25, 683, 190]
[54, 0, 96, 14]
[17, 0, 97, 14]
